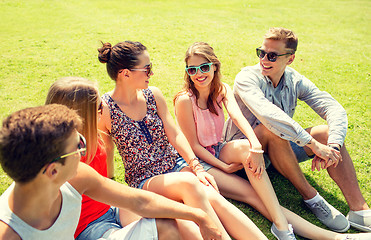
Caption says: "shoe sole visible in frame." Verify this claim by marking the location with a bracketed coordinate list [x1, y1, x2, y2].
[347, 218, 371, 232]
[270, 228, 279, 239]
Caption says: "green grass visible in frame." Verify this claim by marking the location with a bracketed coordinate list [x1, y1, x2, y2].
[0, 0, 370, 239]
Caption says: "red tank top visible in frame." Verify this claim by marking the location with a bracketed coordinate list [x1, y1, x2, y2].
[74, 140, 110, 238]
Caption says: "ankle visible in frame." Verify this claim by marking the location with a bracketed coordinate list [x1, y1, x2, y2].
[272, 222, 289, 231]
[303, 192, 321, 204]
[349, 202, 369, 212]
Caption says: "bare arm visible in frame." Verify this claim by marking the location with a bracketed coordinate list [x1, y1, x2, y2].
[0, 222, 21, 240]
[222, 83, 265, 177]
[98, 100, 115, 178]
[222, 83, 262, 150]
[150, 87, 218, 190]
[174, 92, 241, 173]
[69, 162, 221, 239]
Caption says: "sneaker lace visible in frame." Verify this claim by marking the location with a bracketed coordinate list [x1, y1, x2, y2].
[287, 224, 296, 240]
[313, 201, 330, 217]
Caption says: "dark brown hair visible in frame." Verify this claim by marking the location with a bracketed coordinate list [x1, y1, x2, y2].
[0, 104, 82, 183]
[98, 41, 147, 81]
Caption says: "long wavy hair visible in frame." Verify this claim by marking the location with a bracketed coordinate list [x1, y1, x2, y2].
[45, 77, 100, 164]
[174, 42, 224, 115]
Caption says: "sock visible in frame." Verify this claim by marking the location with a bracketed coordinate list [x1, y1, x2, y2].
[304, 192, 321, 205]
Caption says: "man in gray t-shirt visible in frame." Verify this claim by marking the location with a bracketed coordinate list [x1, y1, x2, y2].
[224, 27, 370, 233]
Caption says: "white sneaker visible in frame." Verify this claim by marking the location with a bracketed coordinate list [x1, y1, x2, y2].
[347, 210, 371, 232]
[270, 223, 296, 240]
[305, 197, 349, 232]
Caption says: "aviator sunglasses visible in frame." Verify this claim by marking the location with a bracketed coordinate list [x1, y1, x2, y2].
[185, 62, 213, 76]
[256, 47, 292, 62]
[43, 133, 87, 173]
[130, 63, 153, 77]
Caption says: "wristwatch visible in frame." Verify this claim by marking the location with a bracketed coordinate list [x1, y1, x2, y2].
[328, 145, 340, 151]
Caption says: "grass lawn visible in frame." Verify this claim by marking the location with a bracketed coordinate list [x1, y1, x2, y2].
[0, 0, 370, 239]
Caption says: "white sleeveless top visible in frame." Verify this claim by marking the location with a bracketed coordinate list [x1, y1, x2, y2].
[0, 182, 82, 240]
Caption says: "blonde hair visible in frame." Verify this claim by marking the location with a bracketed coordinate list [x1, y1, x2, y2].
[174, 42, 224, 115]
[45, 77, 100, 164]
[264, 27, 298, 53]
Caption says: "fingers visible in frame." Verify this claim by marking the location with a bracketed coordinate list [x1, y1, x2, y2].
[247, 161, 264, 179]
[312, 156, 322, 171]
[197, 174, 209, 187]
[206, 174, 219, 192]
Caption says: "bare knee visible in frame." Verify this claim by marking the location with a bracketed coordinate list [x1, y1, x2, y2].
[224, 139, 251, 163]
[176, 173, 207, 198]
[307, 125, 329, 144]
[254, 124, 287, 148]
[156, 218, 181, 240]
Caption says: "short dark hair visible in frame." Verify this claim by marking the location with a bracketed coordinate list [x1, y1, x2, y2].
[264, 27, 298, 53]
[0, 104, 82, 183]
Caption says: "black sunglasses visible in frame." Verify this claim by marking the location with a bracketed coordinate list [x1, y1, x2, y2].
[256, 48, 292, 62]
[185, 62, 213, 76]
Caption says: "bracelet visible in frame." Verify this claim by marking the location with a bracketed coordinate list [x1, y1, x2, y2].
[250, 148, 264, 154]
[188, 157, 200, 168]
[193, 163, 206, 174]
[188, 157, 206, 173]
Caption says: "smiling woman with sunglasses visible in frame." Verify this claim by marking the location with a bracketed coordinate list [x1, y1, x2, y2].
[173, 42, 369, 240]
[97, 40, 270, 239]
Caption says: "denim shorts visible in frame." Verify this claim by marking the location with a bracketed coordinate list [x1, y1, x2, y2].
[99, 218, 157, 240]
[76, 207, 157, 240]
[137, 157, 188, 189]
[75, 207, 121, 240]
[263, 141, 314, 168]
[198, 142, 228, 172]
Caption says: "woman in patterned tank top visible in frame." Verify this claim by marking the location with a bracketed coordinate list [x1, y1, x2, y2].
[97, 41, 268, 239]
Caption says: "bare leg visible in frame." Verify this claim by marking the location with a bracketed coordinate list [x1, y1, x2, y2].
[174, 219, 204, 240]
[119, 208, 142, 226]
[204, 185, 268, 240]
[254, 124, 317, 200]
[119, 208, 204, 239]
[143, 171, 231, 239]
[156, 218, 181, 240]
[218, 139, 288, 231]
[303, 125, 369, 211]
[203, 159, 362, 239]
[207, 167, 270, 217]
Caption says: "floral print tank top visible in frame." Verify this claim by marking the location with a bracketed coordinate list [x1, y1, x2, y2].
[102, 88, 177, 188]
